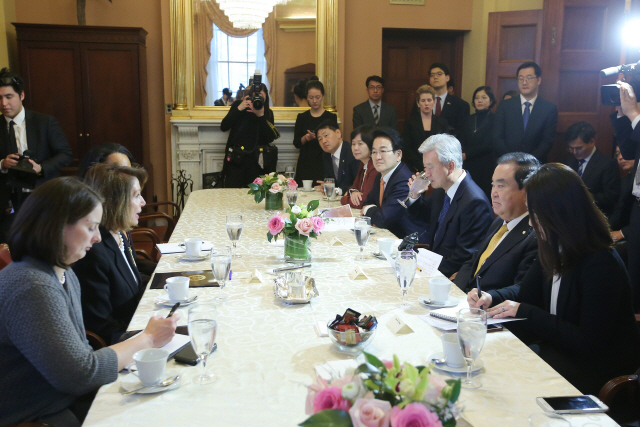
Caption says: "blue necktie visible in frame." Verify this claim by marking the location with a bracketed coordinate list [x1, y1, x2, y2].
[434, 194, 451, 244]
[577, 159, 586, 177]
[523, 101, 531, 130]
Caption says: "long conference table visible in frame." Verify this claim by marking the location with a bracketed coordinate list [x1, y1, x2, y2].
[83, 189, 618, 427]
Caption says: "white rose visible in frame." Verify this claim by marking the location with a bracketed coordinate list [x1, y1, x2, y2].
[291, 205, 301, 214]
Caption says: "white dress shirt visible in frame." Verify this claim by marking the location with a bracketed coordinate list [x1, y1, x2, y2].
[495, 211, 529, 247]
[520, 94, 538, 114]
[435, 92, 448, 112]
[1, 108, 27, 171]
[550, 274, 561, 315]
[368, 99, 381, 119]
[576, 146, 596, 176]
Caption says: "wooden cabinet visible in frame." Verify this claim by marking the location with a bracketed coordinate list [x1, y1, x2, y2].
[14, 23, 149, 172]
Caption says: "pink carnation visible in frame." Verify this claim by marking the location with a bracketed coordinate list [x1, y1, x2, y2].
[313, 387, 352, 413]
[295, 217, 314, 236]
[287, 178, 298, 190]
[349, 398, 391, 427]
[268, 215, 285, 236]
[269, 183, 283, 193]
[390, 403, 442, 427]
[311, 216, 325, 234]
[253, 177, 264, 185]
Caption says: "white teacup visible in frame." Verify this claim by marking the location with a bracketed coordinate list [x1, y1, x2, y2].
[430, 278, 451, 304]
[184, 238, 204, 257]
[377, 238, 397, 256]
[302, 180, 313, 191]
[131, 348, 169, 386]
[441, 333, 465, 368]
[164, 276, 190, 301]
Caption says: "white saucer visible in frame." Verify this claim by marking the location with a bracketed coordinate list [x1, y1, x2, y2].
[121, 370, 181, 394]
[427, 352, 483, 374]
[300, 188, 315, 192]
[179, 254, 207, 262]
[154, 294, 198, 306]
[418, 295, 460, 308]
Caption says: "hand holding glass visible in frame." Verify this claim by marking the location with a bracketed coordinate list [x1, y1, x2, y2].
[226, 214, 243, 258]
[211, 246, 232, 301]
[354, 216, 371, 261]
[395, 250, 417, 308]
[188, 303, 218, 385]
[399, 172, 431, 208]
[457, 308, 487, 389]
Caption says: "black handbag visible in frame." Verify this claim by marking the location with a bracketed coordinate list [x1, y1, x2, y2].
[260, 144, 278, 173]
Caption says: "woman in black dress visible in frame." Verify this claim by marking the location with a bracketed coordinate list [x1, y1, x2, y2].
[459, 86, 496, 198]
[293, 80, 338, 185]
[402, 85, 451, 173]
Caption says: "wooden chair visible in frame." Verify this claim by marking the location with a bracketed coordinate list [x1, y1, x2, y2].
[85, 330, 107, 350]
[138, 212, 176, 242]
[144, 201, 181, 222]
[0, 243, 12, 270]
[131, 228, 161, 262]
[599, 368, 640, 425]
[135, 249, 152, 261]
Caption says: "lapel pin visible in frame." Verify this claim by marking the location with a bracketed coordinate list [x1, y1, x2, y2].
[522, 231, 526, 234]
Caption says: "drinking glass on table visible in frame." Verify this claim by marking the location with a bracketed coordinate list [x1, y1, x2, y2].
[285, 165, 296, 179]
[323, 178, 335, 202]
[188, 302, 218, 385]
[398, 171, 431, 208]
[354, 216, 372, 261]
[395, 250, 417, 309]
[226, 214, 243, 258]
[286, 189, 298, 206]
[211, 246, 232, 301]
[457, 307, 487, 389]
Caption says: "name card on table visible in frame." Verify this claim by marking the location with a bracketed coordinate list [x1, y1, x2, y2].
[416, 249, 443, 276]
[329, 236, 343, 246]
[386, 315, 414, 335]
[246, 269, 266, 284]
[323, 217, 357, 232]
[349, 266, 368, 280]
[319, 205, 353, 218]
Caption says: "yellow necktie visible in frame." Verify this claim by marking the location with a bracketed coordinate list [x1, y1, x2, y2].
[474, 224, 509, 276]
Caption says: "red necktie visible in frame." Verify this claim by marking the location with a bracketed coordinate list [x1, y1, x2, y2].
[435, 97, 442, 116]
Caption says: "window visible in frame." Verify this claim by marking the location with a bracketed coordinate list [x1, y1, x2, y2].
[205, 23, 270, 106]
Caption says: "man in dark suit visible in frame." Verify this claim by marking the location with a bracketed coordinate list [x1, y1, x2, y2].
[458, 152, 539, 308]
[493, 62, 558, 163]
[564, 121, 619, 216]
[428, 63, 470, 134]
[406, 134, 493, 277]
[0, 68, 73, 242]
[352, 76, 398, 130]
[361, 128, 426, 238]
[315, 121, 360, 195]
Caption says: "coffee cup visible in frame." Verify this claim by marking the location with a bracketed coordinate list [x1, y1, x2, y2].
[131, 348, 169, 386]
[377, 238, 397, 256]
[302, 180, 313, 191]
[430, 278, 451, 304]
[441, 333, 465, 368]
[164, 276, 190, 301]
[184, 238, 204, 257]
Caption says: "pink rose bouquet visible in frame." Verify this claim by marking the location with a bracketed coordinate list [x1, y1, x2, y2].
[247, 173, 288, 203]
[266, 199, 323, 243]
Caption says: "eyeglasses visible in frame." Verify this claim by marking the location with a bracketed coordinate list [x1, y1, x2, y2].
[517, 76, 537, 83]
[368, 85, 383, 91]
[430, 72, 445, 78]
[371, 149, 395, 157]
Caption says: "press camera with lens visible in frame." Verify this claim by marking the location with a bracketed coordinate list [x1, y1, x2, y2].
[249, 70, 264, 110]
[600, 61, 640, 106]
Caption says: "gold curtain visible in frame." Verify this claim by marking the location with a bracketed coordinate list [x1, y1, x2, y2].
[194, 1, 277, 106]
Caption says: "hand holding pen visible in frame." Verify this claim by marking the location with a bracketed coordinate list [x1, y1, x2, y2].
[467, 275, 493, 309]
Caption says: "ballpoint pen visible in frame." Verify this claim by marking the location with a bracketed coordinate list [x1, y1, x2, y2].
[476, 275, 482, 300]
[167, 302, 180, 318]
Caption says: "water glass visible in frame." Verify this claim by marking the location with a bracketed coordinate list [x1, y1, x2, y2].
[211, 246, 232, 301]
[354, 216, 371, 261]
[395, 250, 417, 309]
[398, 171, 431, 208]
[188, 303, 218, 385]
[457, 307, 487, 389]
[226, 214, 243, 258]
[286, 189, 298, 206]
[285, 165, 296, 179]
[324, 178, 336, 203]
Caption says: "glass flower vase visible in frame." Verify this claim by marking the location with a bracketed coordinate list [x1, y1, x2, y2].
[265, 191, 283, 210]
[284, 235, 312, 263]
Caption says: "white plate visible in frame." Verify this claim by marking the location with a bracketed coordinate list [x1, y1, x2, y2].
[154, 294, 198, 306]
[418, 295, 460, 308]
[300, 188, 316, 192]
[179, 255, 207, 262]
[427, 352, 483, 374]
[121, 370, 181, 394]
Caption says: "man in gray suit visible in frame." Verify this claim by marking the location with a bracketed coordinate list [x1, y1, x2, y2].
[352, 76, 398, 130]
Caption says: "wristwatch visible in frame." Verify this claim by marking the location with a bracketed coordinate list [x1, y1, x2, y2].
[348, 189, 360, 195]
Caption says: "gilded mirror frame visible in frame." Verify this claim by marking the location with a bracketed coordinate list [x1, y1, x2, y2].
[170, 0, 338, 121]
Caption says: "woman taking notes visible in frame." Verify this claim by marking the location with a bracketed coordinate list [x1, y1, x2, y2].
[0, 177, 177, 427]
[473, 164, 640, 395]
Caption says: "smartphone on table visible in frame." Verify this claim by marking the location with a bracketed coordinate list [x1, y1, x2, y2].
[174, 343, 217, 366]
[536, 395, 608, 414]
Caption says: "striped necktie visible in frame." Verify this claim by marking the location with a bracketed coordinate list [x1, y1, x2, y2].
[577, 159, 586, 177]
[373, 104, 379, 125]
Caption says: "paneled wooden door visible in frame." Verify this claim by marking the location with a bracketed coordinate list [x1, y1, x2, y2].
[539, 0, 625, 162]
[382, 29, 465, 133]
[485, 10, 543, 102]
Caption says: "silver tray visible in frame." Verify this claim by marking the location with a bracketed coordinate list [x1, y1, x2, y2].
[273, 275, 319, 304]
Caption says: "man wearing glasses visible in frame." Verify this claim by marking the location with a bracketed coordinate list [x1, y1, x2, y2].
[352, 76, 398, 130]
[426, 63, 470, 134]
[0, 68, 72, 242]
[565, 121, 619, 216]
[493, 61, 558, 163]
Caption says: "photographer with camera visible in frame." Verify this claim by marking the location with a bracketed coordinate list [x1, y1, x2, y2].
[0, 68, 72, 243]
[221, 72, 280, 188]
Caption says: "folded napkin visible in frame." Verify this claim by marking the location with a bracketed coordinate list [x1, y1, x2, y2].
[157, 241, 214, 254]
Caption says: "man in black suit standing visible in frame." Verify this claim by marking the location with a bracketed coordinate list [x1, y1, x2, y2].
[0, 68, 73, 242]
[352, 76, 398, 130]
[360, 128, 425, 238]
[564, 121, 619, 216]
[493, 62, 558, 163]
[315, 121, 360, 195]
[406, 134, 493, 277]
[428, 63, 470, 134]
[458, 152, 539, 308]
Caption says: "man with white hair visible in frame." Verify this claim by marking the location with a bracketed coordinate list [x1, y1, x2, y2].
[407, 134, 493, 277]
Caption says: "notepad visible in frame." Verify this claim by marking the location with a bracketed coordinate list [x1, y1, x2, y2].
[418, 303, 523, 330]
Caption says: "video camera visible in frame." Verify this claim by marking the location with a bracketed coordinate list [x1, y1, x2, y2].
[600, 61, 640, 106]
[248, 70, 265, 110]
[7, 150, 38, 190]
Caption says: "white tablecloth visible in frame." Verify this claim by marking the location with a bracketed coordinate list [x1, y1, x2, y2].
[83, 189, 618, 427]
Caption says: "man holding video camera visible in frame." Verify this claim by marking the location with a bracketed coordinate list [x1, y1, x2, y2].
[0, 68, 72, 243]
